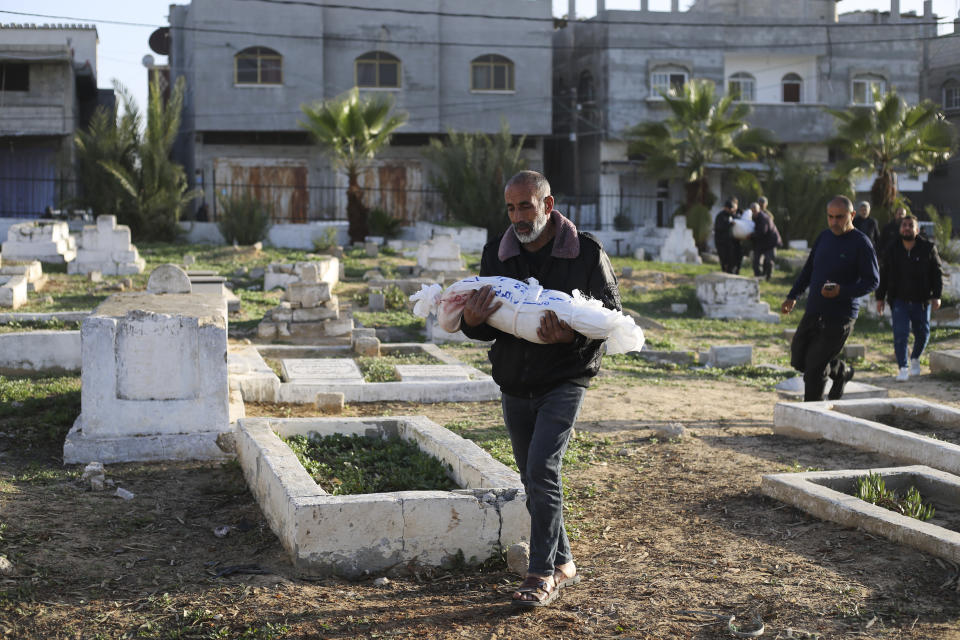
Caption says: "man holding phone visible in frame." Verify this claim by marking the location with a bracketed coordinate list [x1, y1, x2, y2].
[781, 196, 879, 401]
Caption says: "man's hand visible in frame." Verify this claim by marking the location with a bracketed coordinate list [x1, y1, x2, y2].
[462, 285, 502, 327]
[876, 299, 885, 314]
[780, 298, 796, 314]
[537, 310, 576, 344]
[932, 298, 942, 312]
[821, 282, 840, 299]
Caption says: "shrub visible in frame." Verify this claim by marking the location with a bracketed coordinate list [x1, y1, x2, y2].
[217, 193, 272, 245]
[613, 212, 634, 231]
[383, 284, 407, 310]
[367, 207, 403, 239]
[925, 204, 958, 263]
[855, 471, 935, 521]
[311, 226, 339, 252]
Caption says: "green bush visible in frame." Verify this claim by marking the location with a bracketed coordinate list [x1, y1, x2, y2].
[217, 193, 272, 245]
[613, 213, 634, 231]
[684, 203, 712, 250]
[384, 284, 407, 310]
[367, 207, 403, 238]
[311, 226, 339, 252]
[925, 204, 958, 263]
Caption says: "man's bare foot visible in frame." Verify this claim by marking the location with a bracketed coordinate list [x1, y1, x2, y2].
[553, 561, 581, 589]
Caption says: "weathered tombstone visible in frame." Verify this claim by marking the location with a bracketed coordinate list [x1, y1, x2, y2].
[702, 344, 752, 367]
[658, 216, 701, 264]
[695, 273, 779, 323]
[147, 264, 192, 294]
[1, 220, 76, 263]
[0, 275, 28, 309]
[622, 266, 634, 279]
[67, 215, 145, 276]
[368, 289, 386, 311]
[417, 235, 463, 272]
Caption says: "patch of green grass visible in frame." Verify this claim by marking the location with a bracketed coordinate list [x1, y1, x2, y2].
[855, 471, 935, 521]
[355, 353, 440, 382]
[353, 310, 424, 332]
[0, 375, 80, 452]
[284, 433, 455, 494]
[0, 318, 81, 334]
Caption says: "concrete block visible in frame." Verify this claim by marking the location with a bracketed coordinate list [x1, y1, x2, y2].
[670, 303, 687, 314]
[285, 282, 331, 307]
[368, 290, 386, 311]
[0, 330, 81, 375]
[315, 392, 345, 413]
[695, 273, 779, 323]
[0, 274, 28, 309]
[762, 465, 960, 566]
[364, 241, 379, 258]
[353, 336, 380, 357]
[930, 350, 960, 375]
[704, 344, 752, 367]
[774, 376, 889, 400]
[2, 220, 76, 263]
[843, 344, 866, 360]
[621, 266, 633, 279]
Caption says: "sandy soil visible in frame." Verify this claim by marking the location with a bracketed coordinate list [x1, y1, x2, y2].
[3, 369, 960, 638]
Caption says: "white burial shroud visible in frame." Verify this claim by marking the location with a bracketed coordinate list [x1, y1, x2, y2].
[411, 275, 645, 355]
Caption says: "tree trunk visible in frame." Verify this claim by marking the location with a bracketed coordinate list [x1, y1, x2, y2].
[870, 169, 897, 224]
[346, 171, 368, 244]
[684, 178, 710, 211]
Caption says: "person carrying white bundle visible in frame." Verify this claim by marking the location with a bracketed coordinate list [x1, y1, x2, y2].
[451, 170, 623, 609]
[411, 275, 644, 354]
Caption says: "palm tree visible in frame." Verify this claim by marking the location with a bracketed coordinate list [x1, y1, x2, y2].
[300, 88, 408, 244]
[626, 79, 776, 246]
[101, 76, 200, 240]
[828, 90, 954, 221]
[422, 121, 527, 241]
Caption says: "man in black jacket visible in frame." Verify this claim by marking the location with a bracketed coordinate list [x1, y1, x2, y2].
[875, 214, 943, 381]
[460, 170, 620, 608]
[714, 199, 739, 273]
[853, 201, 880, 250]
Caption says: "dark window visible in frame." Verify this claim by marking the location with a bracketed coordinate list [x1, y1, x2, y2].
[782, 73, 802, 103]
[0, 63, 29, 92]
[234, 47, 283, 85]
[578, 70, 594, 103]
[356, 51, 401, 89]
[471, 54, 514, 91]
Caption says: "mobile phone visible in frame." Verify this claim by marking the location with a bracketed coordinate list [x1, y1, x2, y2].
[824, 282, 838, 291]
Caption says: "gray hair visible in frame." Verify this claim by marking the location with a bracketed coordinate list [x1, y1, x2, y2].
[505, 170, 551, 200]
[857, 201, 871, 213]
[758, 196, 768, 207]
[829, 195, 855, 212]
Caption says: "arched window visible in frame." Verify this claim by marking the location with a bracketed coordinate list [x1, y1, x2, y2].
[471, 54, 514, 91]
[943, 79, 960, 110]
[650, 65, 687, 98]
[578, 70, 595, 103]
[234, 47, 282, 85]
[728, 72, 755, 102]
[355, 51, 401, 89]
[782, 73, 802, 103]
[852, 74, 886, 105]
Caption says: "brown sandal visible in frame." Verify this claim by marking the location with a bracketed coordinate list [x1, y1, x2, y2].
[554, 570, 581, 590]
[511, 575, 559, 608]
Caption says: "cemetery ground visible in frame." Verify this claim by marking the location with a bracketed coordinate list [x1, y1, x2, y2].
[2, 246, 960, 639]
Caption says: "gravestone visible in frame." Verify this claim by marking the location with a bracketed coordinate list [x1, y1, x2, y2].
[702, 344, 752, 367]
[0, 260, 46, 292]
[147, 264, 192, 294]
[2, 220, 76, 263]
[67, 215, 145, 276]
[695, 273, 779, 323]
[417, 235, 463, 273]
[658, 216, 701, 264]
[0, 274, 27, 309]
[280, 358, 364, 384]
[395, 365, 472, 382]
[264, 258, 339, 292]
[63, 289, 231, 463]
[258, 272, 352, 342]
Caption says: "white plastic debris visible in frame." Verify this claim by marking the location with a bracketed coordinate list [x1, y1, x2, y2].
[115, 487, 135, 500]
[213, 526, 232, 538]
[410, 276, 644, 354]
[373, 577, 390, 587]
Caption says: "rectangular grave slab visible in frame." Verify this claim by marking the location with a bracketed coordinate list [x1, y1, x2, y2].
[762, 465, 960, 565]
[930, 350, 960, 375]
[280, 358, 364, 384]
[236, 416, 528, 577]
[775, 376, 889, 400]
[395, 364, 473, 382]
[64, 292, 231, 464]
[774, 398, 960, 475]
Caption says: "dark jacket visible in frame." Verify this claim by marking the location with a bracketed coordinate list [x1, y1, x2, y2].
[787, 228, 879, 320]
[459, 210, 621, 398]
[879, 219, 901, 259]
[714, 209, 735, 247]
[751, 210, 781, 252]
[876, 235, 943, 303]
[852, 215, 880, 250]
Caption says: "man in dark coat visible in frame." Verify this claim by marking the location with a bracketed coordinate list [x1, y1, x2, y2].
[751, 199, 782, 280]
[852, 201, 880, 250]
[460, 170, 620, 608]
[875, 214, 943, 381]
[714, 199, 739, 274]
[781, 196, 879, 401]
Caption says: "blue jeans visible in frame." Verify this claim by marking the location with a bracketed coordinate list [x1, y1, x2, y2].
[501, 382, 586, 576]
[890, 299, 931, 368]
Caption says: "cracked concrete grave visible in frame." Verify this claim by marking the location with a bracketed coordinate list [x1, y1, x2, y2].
[235, 416, 528, 577]
[762, 465, 960, 565]
[773, 398, 960, 475]
[228, 342, 500, 404]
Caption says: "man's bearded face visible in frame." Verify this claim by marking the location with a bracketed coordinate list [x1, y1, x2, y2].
[900, 218, 918, 241]
[513, 206, 549, 243]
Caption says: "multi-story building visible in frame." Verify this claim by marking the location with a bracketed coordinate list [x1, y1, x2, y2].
[0, 24, 108, 218]
[167, 0, 553, 223]
[922, 13, 960, 220]
[549, 0, 934, 233]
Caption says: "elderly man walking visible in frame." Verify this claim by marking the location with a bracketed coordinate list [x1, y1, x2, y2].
[876, 214, 943, 381]
[781, 196, 879, 401]
[853, 201, 880, 249]
[459, 170, 620, 608]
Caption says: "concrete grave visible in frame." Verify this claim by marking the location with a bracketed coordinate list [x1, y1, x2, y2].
[228, 343, 499, 404]
[258, 269, 351, 343]
[188, 272, 241, 313]
[67, 215, 145, 276]
[1, 220, 76, 263]
[930, 350, 960, 375]
[657, 215, 701, 264]
[775, 376, 889, 400]
[236, 416, 528, 577]
[0, 260, 46, 292]
[64, 291, 232, 464]
[0, 274, 27, 309]
[701, 344, 752, 367]
[425, 313, 474, 344]
[416, 235, 464, 273]
[0, 330, 81, 375]
[264, 258, 339, 292]
[395, 365, 473, 382]
[762, 465, 960, 565]
[695, 273, 779, 323]
[773, 398, 960, 475]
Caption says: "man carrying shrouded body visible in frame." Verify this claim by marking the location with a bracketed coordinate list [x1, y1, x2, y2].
[459, 170, 620, 608]
[781, 195, 879, 401]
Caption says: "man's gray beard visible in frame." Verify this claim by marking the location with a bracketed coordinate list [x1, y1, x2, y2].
[513, 212, 549, 244]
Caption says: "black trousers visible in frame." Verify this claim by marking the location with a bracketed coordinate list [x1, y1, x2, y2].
[753, 247, 776, 280]
[790, 312, 855, 401]
[717, 242, 739, 274]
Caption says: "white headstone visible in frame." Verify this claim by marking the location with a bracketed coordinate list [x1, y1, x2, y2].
[417, 235, 463, 271]
[2, 221, 76, 263]
[658, 216, 702, 265]
[67, 215, 144, 275]
[147, 264, 192, 294]
[695, 273, 779, 323]
[280, 358, 364, 384]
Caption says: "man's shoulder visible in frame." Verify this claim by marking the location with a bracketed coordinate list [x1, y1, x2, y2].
[577, 231, 609, 261]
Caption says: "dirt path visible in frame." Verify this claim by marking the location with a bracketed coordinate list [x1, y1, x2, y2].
[3, 374, 960, 639]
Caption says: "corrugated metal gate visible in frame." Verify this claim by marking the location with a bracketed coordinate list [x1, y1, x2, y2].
[213, 158, 309, 223]
[0, 145, 57, 218]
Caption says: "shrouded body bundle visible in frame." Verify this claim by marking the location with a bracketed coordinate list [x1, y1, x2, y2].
[410, 275, 644, 355]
